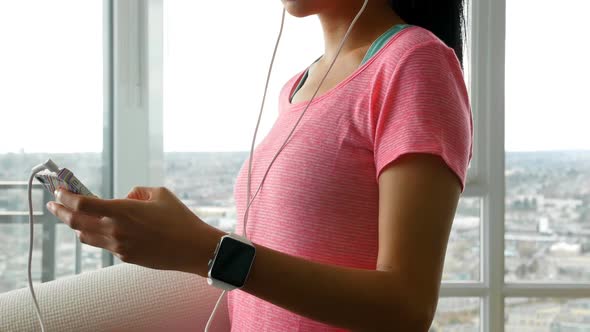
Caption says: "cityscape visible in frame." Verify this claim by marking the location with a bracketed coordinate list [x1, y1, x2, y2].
[1, 150, 589, 330]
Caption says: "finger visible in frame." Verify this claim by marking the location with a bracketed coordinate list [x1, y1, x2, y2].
[47, 201, 110, 234]
[126, 186, 154, 201]
[77, 231, 112, 251]
[55, 189, 129, 217]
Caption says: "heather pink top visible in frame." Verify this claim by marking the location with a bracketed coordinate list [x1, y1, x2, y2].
[227, 26, 473, 331]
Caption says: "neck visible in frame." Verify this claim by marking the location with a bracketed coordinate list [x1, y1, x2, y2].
[317, 1, 404, 62]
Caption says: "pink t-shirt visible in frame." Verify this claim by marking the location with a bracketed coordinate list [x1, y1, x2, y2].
[227, 26, 473, 331]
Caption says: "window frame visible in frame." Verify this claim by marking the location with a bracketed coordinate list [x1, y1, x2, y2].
[102, 0, 115, 268]
[450, 0, 590, 331]
[103, 0, 164, 265]
[111, 0, 590, 331]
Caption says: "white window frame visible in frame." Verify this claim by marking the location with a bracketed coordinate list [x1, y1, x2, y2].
[107, 0, 164, 264]
[102, 0, 115, 268]
[111, 0, 163, 197]
[109, 1, 590, 331]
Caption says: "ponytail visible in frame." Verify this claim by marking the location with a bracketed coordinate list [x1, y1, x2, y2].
[388, 0, 467, 67]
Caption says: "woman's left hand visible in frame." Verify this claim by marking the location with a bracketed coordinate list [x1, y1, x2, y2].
[46, 186, 221, 276]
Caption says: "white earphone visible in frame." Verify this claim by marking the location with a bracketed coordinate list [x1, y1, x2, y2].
[28, 160, 62, 332]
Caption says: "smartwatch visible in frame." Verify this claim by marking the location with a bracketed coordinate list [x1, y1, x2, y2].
[207, 232, 256, 291]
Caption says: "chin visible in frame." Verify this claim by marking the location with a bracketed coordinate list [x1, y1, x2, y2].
[281, 0, 326, 18]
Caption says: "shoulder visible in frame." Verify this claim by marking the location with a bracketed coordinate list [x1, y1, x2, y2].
[374, 25, 460, 75]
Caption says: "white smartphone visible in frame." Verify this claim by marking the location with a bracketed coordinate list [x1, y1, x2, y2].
[34, 160, 97, 198]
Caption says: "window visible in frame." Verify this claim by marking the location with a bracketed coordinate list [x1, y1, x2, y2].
[0, 1, 109, 293]
[505, 0, 590, 284]
[501, 0, 590, 329]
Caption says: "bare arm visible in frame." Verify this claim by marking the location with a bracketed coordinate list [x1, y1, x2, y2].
[197, 153, 461, 331]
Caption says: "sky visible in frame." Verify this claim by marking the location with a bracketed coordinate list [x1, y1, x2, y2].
[0, 0, 589, 153]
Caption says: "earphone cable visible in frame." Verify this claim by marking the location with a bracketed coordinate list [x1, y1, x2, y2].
[206, 2, 368, 330]
[28, 169, 47, 332]
[243, 8, 287, 238]
[242, 0, 369, 239]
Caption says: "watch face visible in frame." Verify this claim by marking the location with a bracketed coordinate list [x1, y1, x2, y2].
[211, 237, 256, 288]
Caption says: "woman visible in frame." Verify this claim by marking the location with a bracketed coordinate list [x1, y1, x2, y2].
[47, 0, 472, 330]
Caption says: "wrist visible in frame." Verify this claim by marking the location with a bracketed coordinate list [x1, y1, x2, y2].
[192, 223, 227, 278]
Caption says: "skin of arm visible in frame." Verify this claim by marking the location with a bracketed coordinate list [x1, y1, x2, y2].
[195, 153, 461, 331]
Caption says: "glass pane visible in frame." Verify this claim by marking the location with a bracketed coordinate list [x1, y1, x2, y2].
[443, 198, 481, 282]
[430, 297, 481, 332]
[55, 224, 77, 278]
[0, 1, 106, 294]
[505, 298, 590, 331]
[163, 2, 322, 153]
[505, 152, 590, 282]
[81, 243, 103, 272]
[164, 152, 246, 232]
[55, 223, 103, 277]
[0, 224, 43, 292]
[505, 0, 590, 282]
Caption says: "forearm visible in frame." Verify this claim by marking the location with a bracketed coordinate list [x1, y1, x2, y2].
[242, 242, 404, 331]
[196, 225, 433, 331]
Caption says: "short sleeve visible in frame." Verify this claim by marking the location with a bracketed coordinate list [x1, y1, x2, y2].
[373, 40, 473, 192]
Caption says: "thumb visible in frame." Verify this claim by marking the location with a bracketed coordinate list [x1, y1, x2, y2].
[126, 186, 155, 201]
